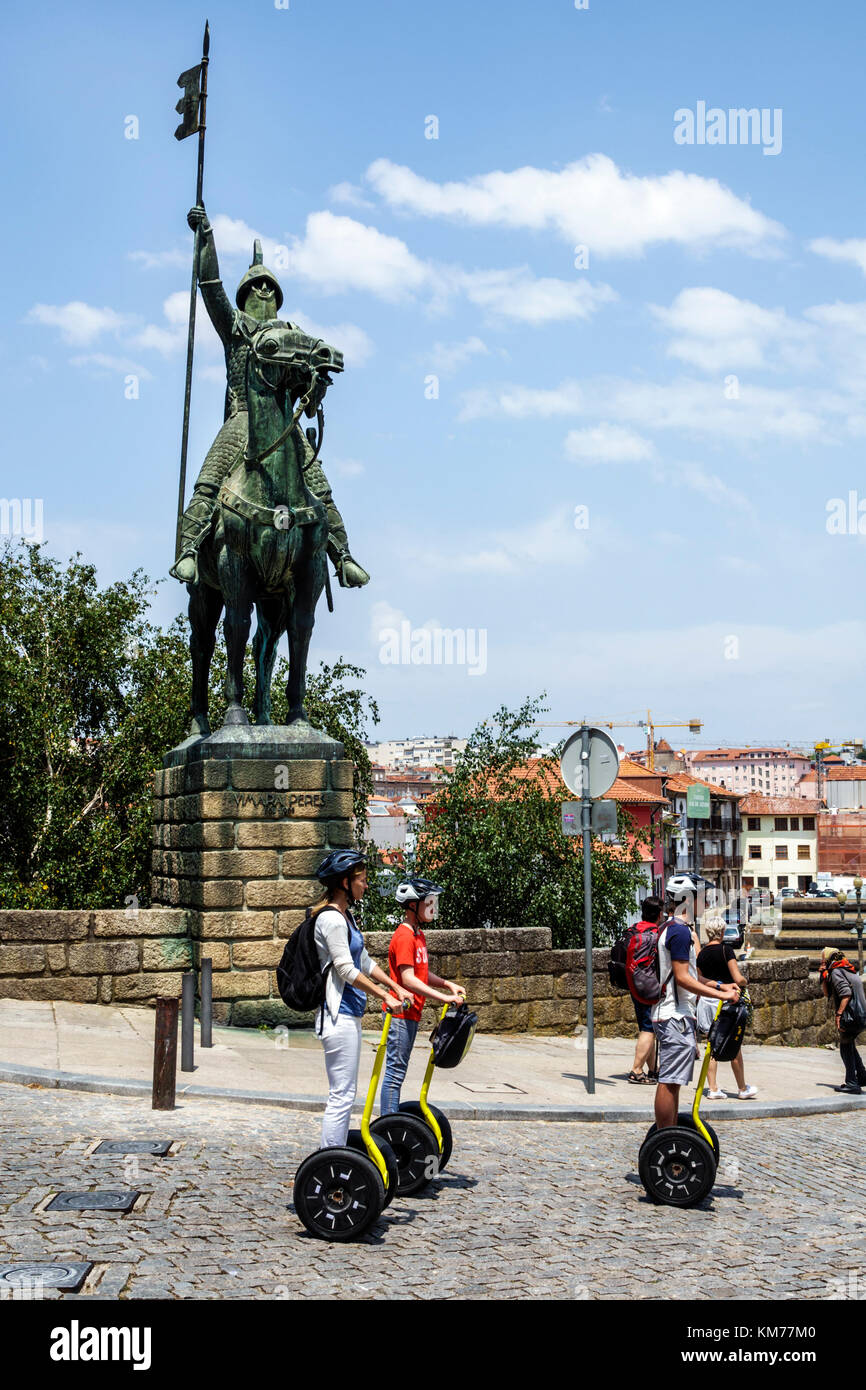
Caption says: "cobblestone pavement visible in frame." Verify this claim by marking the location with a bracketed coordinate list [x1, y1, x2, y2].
[0, 1083, 863, 1301]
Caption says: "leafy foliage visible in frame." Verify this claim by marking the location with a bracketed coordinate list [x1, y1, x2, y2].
[0, 542, 380, 909]
[411, 695, 649, 948]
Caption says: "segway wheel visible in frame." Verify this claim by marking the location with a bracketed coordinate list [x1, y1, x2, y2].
[638, 1126, 717, 1208]
[293, 1146, 385, 1241]
[398, 1101, 453, 1172]
[641, 1113, 720, 1163]
[370, 1113, 440, 1195]
[346, 1129, 399, 1208]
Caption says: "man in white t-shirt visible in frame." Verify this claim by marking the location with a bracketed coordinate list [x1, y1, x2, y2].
[652, 901, 739, 1129]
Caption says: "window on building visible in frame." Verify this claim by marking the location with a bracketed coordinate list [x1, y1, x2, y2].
[748, 845, 762, 860]
[789, 817, 799, 831]
[776, 845, 788, 859]
[774, 817, 788, 831]
[747, 817, 760, 831]
[758, 876, 770, 887]
[777, 875, 789, 888]
[742, 877, 754, 889]
[797, 844, 810, 860]
[803, 817, 815, 830]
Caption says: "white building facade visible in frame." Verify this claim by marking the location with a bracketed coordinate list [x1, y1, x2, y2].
[686, 748, 811, 797]
[737, 794, 821, 895]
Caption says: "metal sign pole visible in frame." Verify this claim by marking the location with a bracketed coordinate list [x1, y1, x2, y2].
[581, 725, 595, 1094]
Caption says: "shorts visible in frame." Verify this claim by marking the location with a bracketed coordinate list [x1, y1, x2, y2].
[632, 998, 655, 1034]
[655, 1015, 698, 1086]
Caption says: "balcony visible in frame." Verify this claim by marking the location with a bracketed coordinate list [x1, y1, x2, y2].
[700, 853, 743, 871]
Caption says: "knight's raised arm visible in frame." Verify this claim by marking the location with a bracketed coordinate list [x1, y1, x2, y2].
[187, 204, 233, 347]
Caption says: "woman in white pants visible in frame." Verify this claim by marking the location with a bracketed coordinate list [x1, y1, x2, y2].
[312, 850, 411, 1146]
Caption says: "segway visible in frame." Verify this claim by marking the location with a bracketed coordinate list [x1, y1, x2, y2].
[638, 998, 745, 1208]
[371, 1000, 477, 1195]
[292, 1014, 400, 1241]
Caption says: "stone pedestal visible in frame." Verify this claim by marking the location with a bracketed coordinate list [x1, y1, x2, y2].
[150, 721, 354, 1026]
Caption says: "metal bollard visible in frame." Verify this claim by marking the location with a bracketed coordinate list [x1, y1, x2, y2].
[152, 997, 179, 1110]
[181, 972, 195, 1072]
[201, 957, 212, 1048]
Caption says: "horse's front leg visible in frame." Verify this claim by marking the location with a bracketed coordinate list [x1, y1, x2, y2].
[217, 540, 255, 727]
[188, 581, 224, 737]
[286, 528, 327, 723]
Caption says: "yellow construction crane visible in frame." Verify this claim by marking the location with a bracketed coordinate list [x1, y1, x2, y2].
[537, 712, 702, 770]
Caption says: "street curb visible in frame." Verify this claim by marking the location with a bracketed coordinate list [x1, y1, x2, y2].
[2, 1061, 866, 1121]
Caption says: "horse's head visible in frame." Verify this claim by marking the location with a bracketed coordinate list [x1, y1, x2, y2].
[247, 320, 344, 419]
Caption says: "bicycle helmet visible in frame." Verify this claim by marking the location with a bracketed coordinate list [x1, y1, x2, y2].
[315, 849, 367, 896]
[395, 877, 443, 905]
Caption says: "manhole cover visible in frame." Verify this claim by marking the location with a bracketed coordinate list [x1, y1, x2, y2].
[0, 1262, 92, 1290]
[46, 1191, 140, 1213]
[93, 1140, 172, 1156]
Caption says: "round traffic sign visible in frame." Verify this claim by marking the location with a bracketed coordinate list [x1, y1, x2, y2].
[559, 727, 620, 799]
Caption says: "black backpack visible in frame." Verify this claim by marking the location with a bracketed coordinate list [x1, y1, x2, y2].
[275, 908, 330, 1012]
[608, 931, 630, 991]
[708, 998, 750, 1061]
[430, 1002, 478, 1069]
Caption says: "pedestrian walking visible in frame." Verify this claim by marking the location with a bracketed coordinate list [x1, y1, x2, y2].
[311, 850, 412, 1146]
[696, 920, 757, 1100]
[379, 878, 464, 1115]
[621, 896, 664, 1084]
[820, 946, 866, 1095]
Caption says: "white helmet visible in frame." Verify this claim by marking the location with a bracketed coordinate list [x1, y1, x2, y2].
[395, 877, 443, 906]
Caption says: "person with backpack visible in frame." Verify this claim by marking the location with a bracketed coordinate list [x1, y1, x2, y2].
[379, 878, 465, 1115]
[609, 896, 665, 1084]
[820, 946, 866, 1095]
[310, 850, 413, 1146]
[696, 920, 757, 1100]
[652, 899, 741, 1129]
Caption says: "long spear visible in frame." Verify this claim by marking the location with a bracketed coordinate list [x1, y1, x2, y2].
[173, 20, 210, 563]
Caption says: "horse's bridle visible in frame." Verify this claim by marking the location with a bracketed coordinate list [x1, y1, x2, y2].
[240, 322, 335, 472]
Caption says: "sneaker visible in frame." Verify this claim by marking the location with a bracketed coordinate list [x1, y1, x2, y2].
[737, 1085, 758, 1099]
[707, 1089, 727, 1100]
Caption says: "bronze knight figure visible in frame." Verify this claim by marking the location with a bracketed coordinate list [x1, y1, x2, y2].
[171, 204, 369, 590]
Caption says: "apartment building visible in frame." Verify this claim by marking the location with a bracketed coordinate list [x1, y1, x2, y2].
[738, 794, 821, 895]
[366, 736, 468, 770]
[662, 774, 742, 903]
[685, 747, 811, 796]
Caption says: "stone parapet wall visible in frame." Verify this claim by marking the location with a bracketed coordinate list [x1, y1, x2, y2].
[0, 910, 192, 1005]
[0, 916, 836, 1044]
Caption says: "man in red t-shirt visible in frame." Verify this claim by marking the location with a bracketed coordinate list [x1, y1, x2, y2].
[379, 878, 464, 1115]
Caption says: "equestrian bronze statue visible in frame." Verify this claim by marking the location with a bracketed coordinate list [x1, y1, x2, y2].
[174, 206, 368, 735]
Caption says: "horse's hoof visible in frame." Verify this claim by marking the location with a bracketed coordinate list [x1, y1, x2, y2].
[287, 707, 309, 725]
[189, 715, 211, 738]
[222, 705, 250, 727]
[254, 715, 273, 727]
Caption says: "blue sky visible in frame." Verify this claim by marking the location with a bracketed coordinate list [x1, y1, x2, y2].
[4, 0, 866, 748]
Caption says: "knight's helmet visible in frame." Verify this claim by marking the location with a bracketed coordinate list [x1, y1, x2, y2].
[235, 239, 284, 311]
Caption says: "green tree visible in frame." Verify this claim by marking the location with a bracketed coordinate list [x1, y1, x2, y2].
[0, 543, 380, 909]
[412, 695, 648, 948]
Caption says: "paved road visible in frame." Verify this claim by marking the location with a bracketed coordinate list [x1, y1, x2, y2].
[0, 1083, 862, 1300]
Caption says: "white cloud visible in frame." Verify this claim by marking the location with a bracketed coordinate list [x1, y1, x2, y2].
[69, 353, 153, 379]
[365, 153, 786, 257]
[460, 374, 839, 444]
[129, 248, 190, 271]
[564, 423, 655, 464]
[459, 268, 616, 323]
[414, 505, 595, 576]
[329, 181, 375, 210]
[428, 337, 489, 376]
[26, 302, 131, 346]
[651, 287, 810, 372]
[809, 237, 866, 275]
[287, 211, 430, 299]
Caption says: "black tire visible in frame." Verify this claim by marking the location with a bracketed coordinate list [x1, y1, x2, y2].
[370, 1113, 440, 1195]
[293, 1146, 385, 1241]
[346, 1129, 399, 1208]
[398, 1101, 453, 1172]
[638, 1126, 717, 1208]
[641, 1113, 720, 1163]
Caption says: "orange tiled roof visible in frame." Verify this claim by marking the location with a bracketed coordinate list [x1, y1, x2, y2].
[663, 772, 740, 800]
[602, 777, 668, 806]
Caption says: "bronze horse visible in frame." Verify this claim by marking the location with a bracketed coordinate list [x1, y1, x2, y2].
[186, 319, 344, 734]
